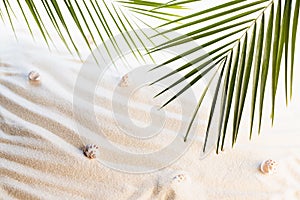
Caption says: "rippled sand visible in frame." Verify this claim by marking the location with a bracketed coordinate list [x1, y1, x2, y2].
[1, 30, 300, 200]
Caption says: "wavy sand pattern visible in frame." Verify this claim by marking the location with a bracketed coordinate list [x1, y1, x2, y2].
[1, 33, 300, 200]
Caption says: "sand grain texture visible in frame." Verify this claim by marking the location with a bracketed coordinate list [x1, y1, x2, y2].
[1, 31, 300, 200]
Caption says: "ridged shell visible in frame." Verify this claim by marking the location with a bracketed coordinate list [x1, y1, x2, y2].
[260, 159, 278, 175]
[83, 144, 99, 159]
[118, 74, 128, 87]
[28, 71, 40, 81]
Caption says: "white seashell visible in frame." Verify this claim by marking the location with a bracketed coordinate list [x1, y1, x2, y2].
[28, 71, 40, 81]
[171, 172, 190, 184]
[118, 74, 128, 87]
[260, 159, 278, 175]
[83, 144, 99, 159]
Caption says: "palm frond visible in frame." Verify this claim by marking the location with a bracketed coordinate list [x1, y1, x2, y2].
[1, 0, 299, 154]
[151, 0, 300, 152]
[116, 0, 186, 9]
[156, 0, 246, 28]
[258, 3, 274, 133]
[203, 57, 228, 152]
[0, 9, 3, 22]
[0, 0, 184, 64]
[3, 0, 17, 38]
[154, 0, 268, 35]
[291, 0, 300, 99]
[216, 51, 233, 153]
[250, 13, 264, 138]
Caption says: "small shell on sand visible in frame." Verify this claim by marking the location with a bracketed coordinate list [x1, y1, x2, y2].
[171, 172, 190, 184]
[172, 174, 186, 183]
[83, 144, 99, 159]
[260, 159, 278, 175]
[118, 74, 128, 87]
[28, 71, 40, 81]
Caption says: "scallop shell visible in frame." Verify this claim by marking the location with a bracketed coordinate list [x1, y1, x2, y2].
[83, 144, 99, 159]
[260, 159, 278, 175]
[28, 71, 40, 81]
[118, 74, 128, 87]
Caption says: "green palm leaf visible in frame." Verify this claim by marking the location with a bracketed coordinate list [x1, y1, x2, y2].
[250, 14, 264, 138]
[151, 0, 299, 152]
[220, 42, 240, 151]
[291, 0, 300, 99]
[232, 32, 248, 145]
[153, 0, 269, 37]
[1, 0, 299, 154]
[258, 3, 274, 133]
[204, 57, 228, 152]
[1, 0, 184, 64]
[216, 51, 233, 154]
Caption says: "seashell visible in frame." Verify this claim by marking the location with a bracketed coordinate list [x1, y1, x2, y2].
[260, 159, 278, 175]
[118, 74, 128, 87]
[28, 71, 40, 81]
[83, 144, 99, 159]
[171, 172, 190, 184]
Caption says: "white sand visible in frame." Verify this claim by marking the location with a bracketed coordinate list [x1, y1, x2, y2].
[1, 24, 300, 200]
